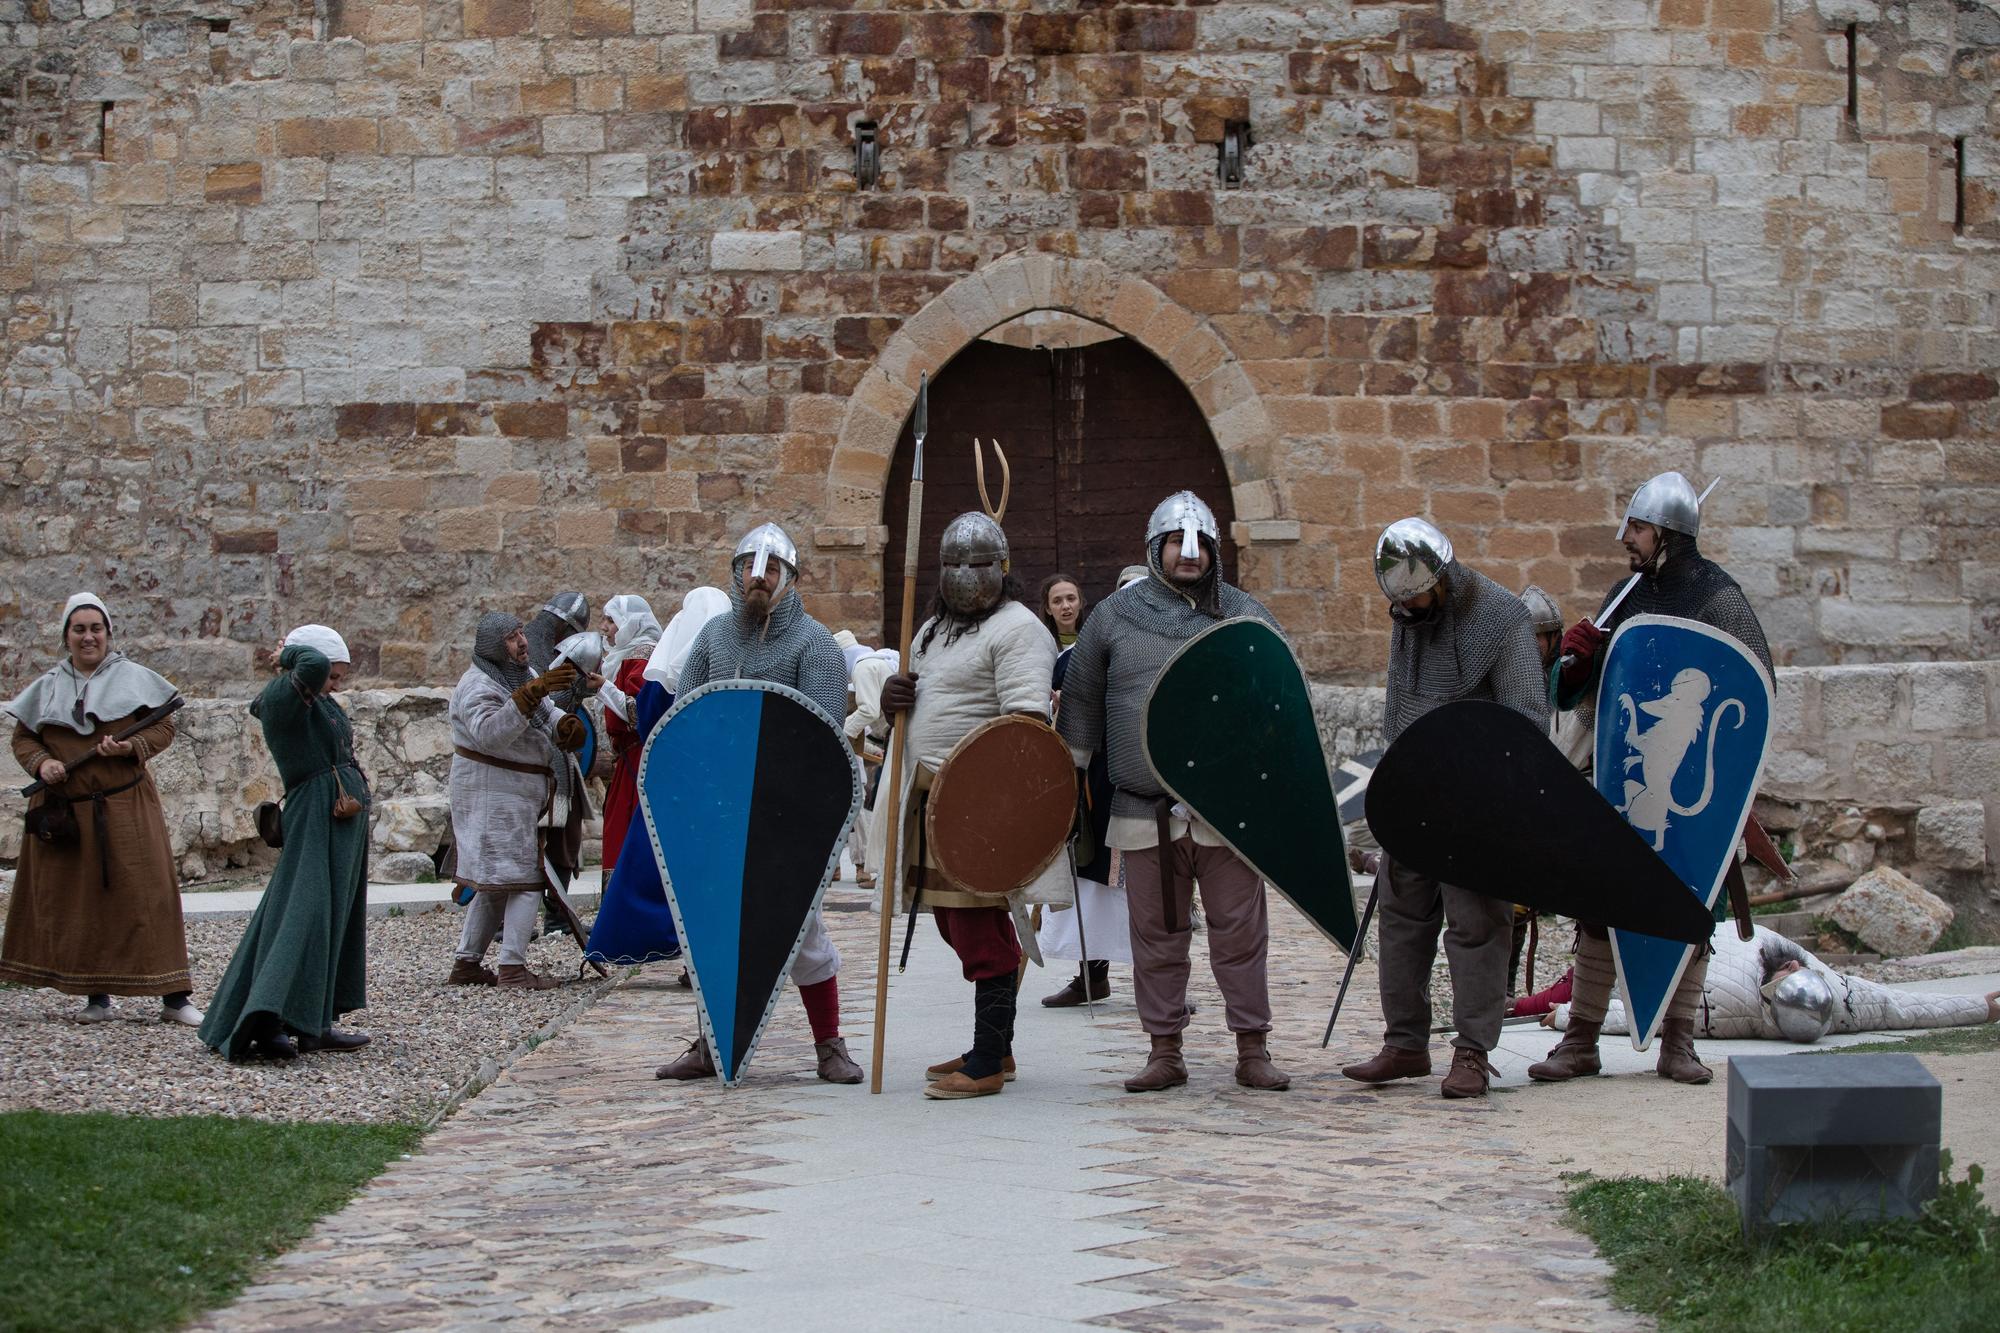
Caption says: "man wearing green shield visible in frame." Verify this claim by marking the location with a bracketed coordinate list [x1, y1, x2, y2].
[1057, 491, 1292, 1094]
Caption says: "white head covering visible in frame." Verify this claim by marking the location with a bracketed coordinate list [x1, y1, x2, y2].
[601, 594, 663, 671]
[283, 623, 351, 664]
[645, 587, 731, 690]
[60, 592, 111, 637]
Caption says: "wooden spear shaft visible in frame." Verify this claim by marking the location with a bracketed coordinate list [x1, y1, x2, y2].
[870, 374, 926, 1094]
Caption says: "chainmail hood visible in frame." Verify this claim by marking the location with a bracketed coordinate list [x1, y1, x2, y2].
[473, 612, 530, 691]
[1594, 538, 1773, 679]
[1145, 532, 1224, 618]
[1383, 560, 1548, 746]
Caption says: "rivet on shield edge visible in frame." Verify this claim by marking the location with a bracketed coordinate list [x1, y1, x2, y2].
[1187, 760, 1194, 767]
[1238, 821, 1246, 829]
[1212, 694, 1219, 701]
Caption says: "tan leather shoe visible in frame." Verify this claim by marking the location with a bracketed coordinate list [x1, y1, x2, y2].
[655, 1037, 716, 1081]
[496, 964, 558, 990]
[1233, 1031, 1291, 1090]
[1528, 1018, 1603, 1082]
[1341, 1044, 1431, 1084]
[924, 1070, 1005, 1100]
[1440, 1047, 1497, 1099]
[446, 959, 498, 986]
[926, 1054, 1017, 1083]
[815, 1037, 864, 1084]
[1124, 1033, 1187, 1093]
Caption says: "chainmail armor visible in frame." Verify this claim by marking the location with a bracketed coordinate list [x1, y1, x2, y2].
[674, 586, 850, 724]
[1590, 540, 1774, 682]
[1056, 573, 1279, 822]
[1383, 561, 1549, 747]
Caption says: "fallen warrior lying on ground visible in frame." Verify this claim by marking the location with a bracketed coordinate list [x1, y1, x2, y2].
[1535, 923, 2000, 1042]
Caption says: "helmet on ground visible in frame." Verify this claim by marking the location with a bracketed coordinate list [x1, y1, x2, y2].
[1767, 969, 1835, 1043]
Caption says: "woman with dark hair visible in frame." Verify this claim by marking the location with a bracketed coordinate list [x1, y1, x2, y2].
[1, 593, 199, 1026]
[1037, 573, 1086, 650]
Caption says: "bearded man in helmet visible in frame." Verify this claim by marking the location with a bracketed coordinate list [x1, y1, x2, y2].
[653, 521, 866, 1086]
[1057, 491, 1294, 1094]
[1342, 518, 1548, 1099]
[875, 512, 1061, 1100]
[1528, 471, 1774, 1089]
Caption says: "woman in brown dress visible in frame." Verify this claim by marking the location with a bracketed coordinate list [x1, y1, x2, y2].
[1, 593, 200, 1025]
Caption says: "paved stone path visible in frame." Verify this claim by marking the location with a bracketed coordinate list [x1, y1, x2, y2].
[199, 885, 1672, 1331]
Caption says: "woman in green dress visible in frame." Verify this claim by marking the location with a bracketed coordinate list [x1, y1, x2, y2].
[199, 626, 371, 1061]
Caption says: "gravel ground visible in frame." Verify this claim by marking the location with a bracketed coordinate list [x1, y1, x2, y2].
[0, 891, 618, 1123]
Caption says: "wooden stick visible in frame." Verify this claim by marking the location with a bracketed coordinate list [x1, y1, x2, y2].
[870, 373, 926, 1094]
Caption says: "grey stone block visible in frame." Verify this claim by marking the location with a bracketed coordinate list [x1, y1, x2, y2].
[1726, 1054, 1941, 1235]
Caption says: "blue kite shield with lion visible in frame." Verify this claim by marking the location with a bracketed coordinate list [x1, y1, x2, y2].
[1597, 614, 1773, 1051]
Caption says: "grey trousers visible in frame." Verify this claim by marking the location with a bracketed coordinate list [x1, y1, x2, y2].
[456, 890, 541, 967]
[1375, 855, 1511, 1053]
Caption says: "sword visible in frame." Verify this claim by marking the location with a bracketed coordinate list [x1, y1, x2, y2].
[1321, 874, 1379, 1049]
[19, 696, 185, 797]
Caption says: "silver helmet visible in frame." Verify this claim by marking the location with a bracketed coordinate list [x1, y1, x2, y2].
[1766, 968, 1835, 1044]
[1618, 471, 1701, 541]
[550, 630, 607, 678]
[542, 591, 588, 633]
[1146, 490, 1219, 554]
[732, 521, 799, 597]
[1373, 518, 1453, 602]
[938, 511, 1009, 615]
[1519, 584, 1563, 635]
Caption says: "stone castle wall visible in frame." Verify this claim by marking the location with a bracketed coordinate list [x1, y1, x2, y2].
[2, 0, 1996, 694]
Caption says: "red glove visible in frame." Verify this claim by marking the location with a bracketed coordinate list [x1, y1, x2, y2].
[1557, 620, 1607, 693]
[881, 672, 918, 715]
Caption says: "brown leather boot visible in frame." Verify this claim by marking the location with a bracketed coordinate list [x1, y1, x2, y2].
[1440, 1047, 1497, 1099]
[496, 964, 557, 990]
[1655, 1016, 1712, 1084]
[1123, 1033, 1187, 1092]
[1041, 975, 1090, 1008]
[655, 1036, 716, 1080]
[815, 1037, 864, 1084]
[446, 959, 498, 986]
[926, 1054, 1017, 1083]
[1527, 1018, 1603, 1082]
[1233, 1031, 1291, 1090]
[1341, 1044, 1431, 1084]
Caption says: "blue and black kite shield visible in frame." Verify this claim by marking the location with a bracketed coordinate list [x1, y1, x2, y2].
[637, 680, 862, 1086]
[1597, 614, 1773, 1050]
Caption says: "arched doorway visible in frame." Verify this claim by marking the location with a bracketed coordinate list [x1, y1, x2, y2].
[880, 332, 1237, 644]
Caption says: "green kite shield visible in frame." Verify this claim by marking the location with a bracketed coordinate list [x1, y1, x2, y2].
[1143, 617, 1357, 954]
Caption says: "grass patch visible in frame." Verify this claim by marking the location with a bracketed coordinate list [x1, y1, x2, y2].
[1566, 1155, 2000, 1332]
[0, 1112, 422, 1332]
[1824, 1024, 2000, 1057]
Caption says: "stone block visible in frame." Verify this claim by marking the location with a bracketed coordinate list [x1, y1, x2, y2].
[1908, 664, 1989, 734]
[372, 851, 440, 884]
[1828, 865, 1954, 957]
[1915, 801, 1987, 871]
[710, 230, 805, 271]
[1727, 1054, 1939, 1236]
[372, 796, 452, 855]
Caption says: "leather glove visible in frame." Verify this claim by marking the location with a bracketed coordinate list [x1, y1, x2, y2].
[1556, 619, 1607, 694]
[511, 663, 578, 716]
[554, 715, 586, 752]
[881, 672, 918, 715]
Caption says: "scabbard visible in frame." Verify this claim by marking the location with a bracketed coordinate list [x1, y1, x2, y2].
[1724, 855, 1754, 942]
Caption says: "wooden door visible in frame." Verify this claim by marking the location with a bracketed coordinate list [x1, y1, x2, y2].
[880, 337, 1236, 645]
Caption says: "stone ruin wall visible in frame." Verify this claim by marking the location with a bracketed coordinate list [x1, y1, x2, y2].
[0, 0, 1994, 697]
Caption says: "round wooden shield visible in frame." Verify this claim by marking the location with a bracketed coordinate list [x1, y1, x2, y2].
[924, 715, 1078, 897]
